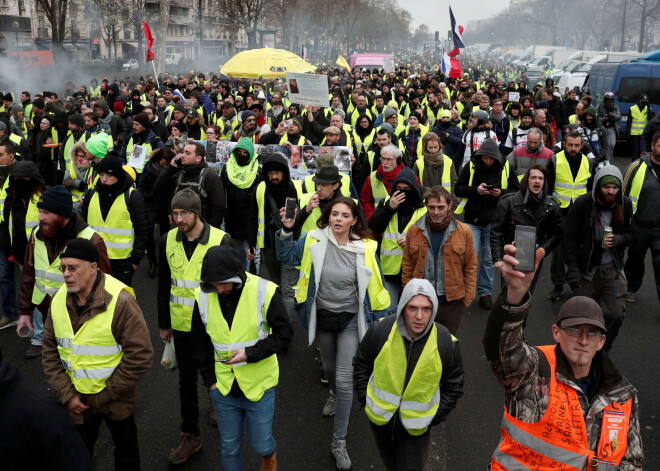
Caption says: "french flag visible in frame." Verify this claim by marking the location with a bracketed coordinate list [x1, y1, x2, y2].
[442, 48, 463, 79]
[449, 7, 465, 55]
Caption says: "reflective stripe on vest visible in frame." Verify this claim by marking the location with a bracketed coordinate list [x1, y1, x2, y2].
[370, 171, 390, 206]
[552, 151, 591, 209]
[491, 345, 632, 471]
[196, 273, 279, 402]
[9, 194, 40, 245]
[51, 275, 133, 394]
[167, 226, 226, 332]
[352, 128, 376, 154]
[32, 226, 97, 305]
[416, 157, 453, 189]
[88, 189, 135, 259]
[455, 161, 510, 214]
[380, 206, 427, 275]
[0, 177, 9, 223]
[365, 322, 443, 436]
[294, 234, 390, 313]
[303, 173, 351, 197]
[627, 160, 648, 214]
[629, 105, 649, 136]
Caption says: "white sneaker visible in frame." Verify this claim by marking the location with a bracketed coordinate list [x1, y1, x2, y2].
[331, 440, 351, 470]
[322, 392, 336, 417]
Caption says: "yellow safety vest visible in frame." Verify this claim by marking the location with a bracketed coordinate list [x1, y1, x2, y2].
[629, 105, 650, 136]
[9, 134, 24, 159]
[51, 275, 132, 394]
[0, 177, 8, 223]
[352, 129, 376, 155]
[62, 131, 86, 168]
[552, 151, 591, 209]
[455, 161, 510, 214]
[255, 181, 302, 248]
[32, 226, 96, 305]
[380, 205, 427, 275]
[370, 171, 391, 206]
[279, 134, 306, 146]
[89, 85, 101, 97]
[167, 226, 226, 332]
[416, 157, 453, 189]
[87, 188, 135, 259]
[68, 160, 95, 203]
[125, 138, 153, 174]
[303, 173, 351, 197]
[627, 160, 649, 214]
[365, 322, 444, 436]
[9, 193, 40, 245]
[196, 273, 279, 402]
[297, 193, 358, 237]
[350, 109, 373, 127]
[295, 234, 390, 311]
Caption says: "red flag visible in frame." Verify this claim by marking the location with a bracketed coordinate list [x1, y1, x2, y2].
[143, 21, 154, 62]
[449, 56, 462, 79]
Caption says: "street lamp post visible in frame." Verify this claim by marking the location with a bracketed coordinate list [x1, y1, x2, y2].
[12, 20, 20, 51]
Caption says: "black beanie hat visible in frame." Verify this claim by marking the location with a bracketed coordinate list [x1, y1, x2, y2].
[37, 185, 73, 218]
[521, 108, 534, 119]
[96, 156, 124, 176]
[68, 114, 85, 128]
[171, 122, 187, 134]
[61, 238, 100, 264]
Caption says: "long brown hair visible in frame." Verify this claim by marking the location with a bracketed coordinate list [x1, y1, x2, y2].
[317, 197, 372, 240]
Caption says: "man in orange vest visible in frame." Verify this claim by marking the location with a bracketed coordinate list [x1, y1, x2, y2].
[484, 244, 643, 470]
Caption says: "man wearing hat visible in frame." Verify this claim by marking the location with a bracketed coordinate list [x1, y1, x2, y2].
[61, 114, 89, 172]
[261, 115, 309, 146]
[82, 157, 149, 286]
[564, 166, 633, 350]
[295, 165, 350, 237]
[213, 101, 238, 140]
[158, 189, 232, 465]
[15, 186, 111, 355]
[230, 110, 263, 143]
[430, 109, 465, 170]
[170, 105, 187, 127]
[191, 245, 292, 471]
[42, 237, 153, 470]
[484, 243, 643, 470]
[504, 108, 535, 151]
[123, 112, 164, 178]
[248, 102, 271, 133]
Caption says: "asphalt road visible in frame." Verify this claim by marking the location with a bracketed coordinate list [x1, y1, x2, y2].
[0, 155, 657, 470]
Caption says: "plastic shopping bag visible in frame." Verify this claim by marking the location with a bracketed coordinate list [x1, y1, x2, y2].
[161, 339, 177, 370]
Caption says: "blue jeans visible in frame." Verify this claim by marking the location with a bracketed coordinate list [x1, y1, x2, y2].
[383, 277, 401, 317]
[468, 223, 494, 297]
[210, 387, 276, 471]
[32, 308, 44, 346]
[0, 248, 17, 319]
[233, 238, 260, 274]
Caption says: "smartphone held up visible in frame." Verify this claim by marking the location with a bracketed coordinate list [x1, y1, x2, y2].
[513, 225, 536, 272]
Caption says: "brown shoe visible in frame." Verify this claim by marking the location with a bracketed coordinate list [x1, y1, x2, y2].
[260, 452, 277, 471]
[167, 433, 201, 465]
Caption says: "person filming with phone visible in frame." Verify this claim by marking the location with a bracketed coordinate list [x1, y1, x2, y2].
[484, 243, 643, 471]
[491, 165, 562, 294]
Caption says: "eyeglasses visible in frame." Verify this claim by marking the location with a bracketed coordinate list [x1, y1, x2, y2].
[381, 157, 397, 163]
[206, 131, 216, 135]
[59, 265, 82, 273]
[560, 326, 604, 342]
[172, 210, 193, 220]
[245, 118, 256, 122]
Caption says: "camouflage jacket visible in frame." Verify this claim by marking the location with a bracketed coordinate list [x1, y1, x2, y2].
[484, 291, 643, 470]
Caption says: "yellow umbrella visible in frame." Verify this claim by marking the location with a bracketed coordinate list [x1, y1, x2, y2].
[220, 48, 316, 78]
[336, 56, 350, 70]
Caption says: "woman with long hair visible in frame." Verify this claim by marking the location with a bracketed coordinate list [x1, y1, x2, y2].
[275, 197, 390, 470]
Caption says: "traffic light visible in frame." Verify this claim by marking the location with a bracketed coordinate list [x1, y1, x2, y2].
[448, 29, 453, 42]
[604, 40, 610, 51]
[435, 31, 439, 42]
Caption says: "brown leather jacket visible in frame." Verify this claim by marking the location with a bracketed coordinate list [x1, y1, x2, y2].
[18, 213, 112, 317]
[42, 272, 154, 424]
[401, 215, 477, 307]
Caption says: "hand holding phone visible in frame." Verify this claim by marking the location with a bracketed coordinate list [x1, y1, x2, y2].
[513, 225, 536, 272]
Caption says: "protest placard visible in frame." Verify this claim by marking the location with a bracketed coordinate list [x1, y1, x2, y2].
[286, 72, 329, 108]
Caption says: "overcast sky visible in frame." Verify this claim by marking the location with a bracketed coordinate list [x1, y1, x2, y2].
[402, 0, 511, 35]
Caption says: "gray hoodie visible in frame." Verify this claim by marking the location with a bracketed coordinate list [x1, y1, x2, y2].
[395, 278, 438, 341]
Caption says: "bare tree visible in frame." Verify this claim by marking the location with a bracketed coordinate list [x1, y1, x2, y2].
[155, 0, 171, 73]
[36, 0, 70, 59]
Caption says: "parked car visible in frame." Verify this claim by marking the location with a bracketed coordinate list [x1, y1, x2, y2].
[122, 58, 139, 71]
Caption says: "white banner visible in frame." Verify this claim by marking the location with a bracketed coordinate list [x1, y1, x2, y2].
[286, 72, 329, 108]
[508, 91, 520, 103]
[382, 57, 395, 74]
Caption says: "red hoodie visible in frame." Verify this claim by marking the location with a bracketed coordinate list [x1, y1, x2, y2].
[360, 163, 405, 220]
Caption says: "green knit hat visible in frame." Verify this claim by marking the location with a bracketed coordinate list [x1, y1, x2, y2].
[86, 133, 109, 159]
[598, 175, 621, 188]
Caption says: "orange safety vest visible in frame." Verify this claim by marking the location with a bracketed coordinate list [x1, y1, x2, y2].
[491, 345, 632, 471]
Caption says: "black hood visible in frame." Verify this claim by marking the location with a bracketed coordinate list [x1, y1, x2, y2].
[200, 245, 246, 293]
[11, 160, 44, 184]
[260, 153, 291, 189]
[473, 138, 504, 165]
[390, 167, 423, 208]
